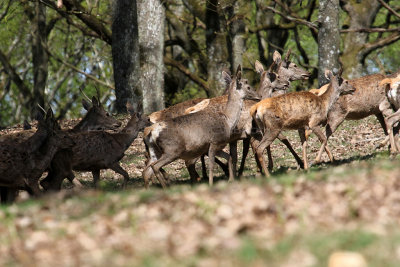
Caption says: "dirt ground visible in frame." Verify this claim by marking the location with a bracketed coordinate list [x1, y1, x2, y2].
[1, 116, 400, 267]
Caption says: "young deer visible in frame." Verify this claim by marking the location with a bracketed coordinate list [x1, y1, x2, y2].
[378, 74, 400, 153]
[0, 109, 75, 203]
[250, 70, 355, 175]
[143, 66, 260, 187]
[311, 69, 400, 163]
[41, 105, 150, 191]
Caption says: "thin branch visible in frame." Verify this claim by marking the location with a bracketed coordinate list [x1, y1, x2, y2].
[341, 27, 400, 33]
[0, 49, 32, 100]
[46, 48, 115, 90]
[263, 5, 318, 34]
[0, 0, 13, 23]
[377, 0, 400, 20]
[362, 32, 400, 59]
[164, 56, 210, 94]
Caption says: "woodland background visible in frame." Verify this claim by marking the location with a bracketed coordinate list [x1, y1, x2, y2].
[0, 0, 400, 127]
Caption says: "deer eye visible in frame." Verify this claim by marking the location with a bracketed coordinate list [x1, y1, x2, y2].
[106, 113, 110, 117]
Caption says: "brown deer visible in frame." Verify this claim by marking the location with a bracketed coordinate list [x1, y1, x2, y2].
[143, 65, 260, 187]
[41, 105, 150, 191]
[312, 69, 400, 164]
[250, 70, 355, 175]
[0, 109, 75, 203]
[378, 74, 400, 153]
[179, 51, 310, 179]
[0, 96, 121, 192]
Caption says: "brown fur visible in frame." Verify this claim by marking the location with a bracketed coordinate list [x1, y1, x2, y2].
[41, 108, 151, 191]
[251, 70, 355, 174]
[0, 110, 75, 203]
[143, 67, 260, 187]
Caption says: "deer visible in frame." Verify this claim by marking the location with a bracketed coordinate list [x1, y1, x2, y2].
[176, 51, 311, 180]
[311, 69, 400, 164]
[378, 73, 400, 154]
[142, 65, 261, 187]
[0, 95, 121, 191]
[250, 70, 355, 175]
[0, 108, 75, 203]
[40, 104, 150, 191]
[240, 57, 311, 176]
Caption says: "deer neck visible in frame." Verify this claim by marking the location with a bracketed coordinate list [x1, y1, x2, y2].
[114, 117, 141, 148]
[319, 79, 340, 116]
[25, 127, 50, 153]
[224, 91, 244, 131]
[33, 137, 61, 172]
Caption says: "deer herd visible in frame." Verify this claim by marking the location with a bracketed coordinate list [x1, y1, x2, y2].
[1, 50, 400, 204]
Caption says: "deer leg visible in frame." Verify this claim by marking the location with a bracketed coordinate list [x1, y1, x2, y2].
[186, 158, 200, 185]
[92, 170, 101, 188]
[25, 178, 42, 197]
[312, 127, 334, 163]
[229, 141, 237, 181]
[110, 163, 130, 188]
[250, 137, 264, 175]
[208, 144, 217, 186]
[238, 138, 250, 177]
[256, 129, 281, 177]
[277, 133, 304, 169]
[149, 154, 177, 189]
[385, 110, 400, 153]
[298, 129, 309, 170]
[200, 155, 208, 180]
[0, 187, 18, 204]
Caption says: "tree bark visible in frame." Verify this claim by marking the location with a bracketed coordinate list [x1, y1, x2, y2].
[32, 0, 48, 111]
[318, 0, 340, 86]
[138, 0, 165, 114]
[112, 0, 141, 113]
[340, 0, 381, 79]
[227, 1, 246, 72]
[206, 0, 229, 97]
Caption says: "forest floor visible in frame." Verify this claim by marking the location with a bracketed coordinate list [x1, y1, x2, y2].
[1, 116, 400, 266]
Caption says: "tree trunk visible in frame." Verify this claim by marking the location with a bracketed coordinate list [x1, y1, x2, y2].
[138, 0, 165, 114]
[340, 0, 381, 79]
[227, 1, 246, 72]
[32, 0, 48, 112]
[206, 0, 230, 97]
[112, 0, 141, 113]
[318, 0, 340, 86]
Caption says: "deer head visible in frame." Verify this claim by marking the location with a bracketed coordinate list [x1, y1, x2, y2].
[79, 96, 121, 130]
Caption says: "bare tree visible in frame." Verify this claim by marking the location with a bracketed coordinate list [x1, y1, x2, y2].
[112, 0, 141, 113]
[318, 0, 340, 86]
[138, 0, 165, 114]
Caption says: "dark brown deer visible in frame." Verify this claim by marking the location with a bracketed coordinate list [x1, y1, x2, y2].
[250, 70, 355, 175]
[41, 105, 150, 191]
[142, 66, 260, 187]
[0, 109, 75, 203]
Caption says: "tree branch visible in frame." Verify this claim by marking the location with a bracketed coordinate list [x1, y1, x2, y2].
[362, 32, 400, 59]
[46, 48, 115, 90]
[0, 49, 32, 101]
[341, 27, 400, 33]
[377, 0, 400, 20]
[262, 5, 318, 34]
[164, 56, 210, 94]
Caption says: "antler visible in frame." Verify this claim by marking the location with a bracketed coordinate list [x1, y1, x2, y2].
[79, 85, 91, 102]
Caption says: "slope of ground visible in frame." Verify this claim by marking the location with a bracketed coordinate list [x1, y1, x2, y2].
[0, 116, 399, 266]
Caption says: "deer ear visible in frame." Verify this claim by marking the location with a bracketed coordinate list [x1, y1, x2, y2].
[236, 64, 242, 80]
[82, 99, 91, 110]
[325, 69, 334, 80]
[284, 49, 292, 62]
[222, 71, 232, 85]
[273, 51, 282, 64]
[92, 96, 100, 107]
[255, 60, 264, 74]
